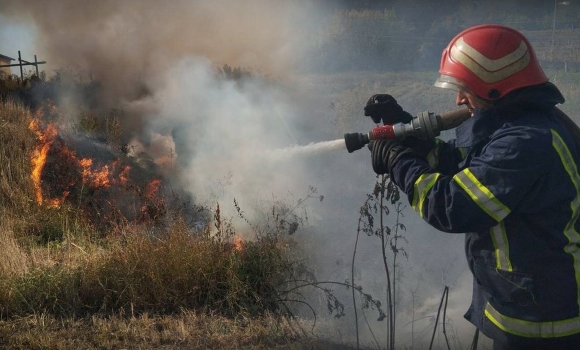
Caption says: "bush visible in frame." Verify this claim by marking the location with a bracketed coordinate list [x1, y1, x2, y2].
[0, 214, 301, 319]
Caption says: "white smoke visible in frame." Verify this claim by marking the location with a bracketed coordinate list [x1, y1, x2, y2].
[132, 56, 322, 215]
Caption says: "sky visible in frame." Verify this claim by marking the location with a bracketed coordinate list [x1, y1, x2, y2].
[0, 14, 37, 73]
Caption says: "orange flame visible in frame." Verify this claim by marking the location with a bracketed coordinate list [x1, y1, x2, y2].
[78, 158, 132, 189]
[118, 165, 131, 186]
[80, 158, 112, 188]
[232, 236, 244, 252]
[139, 179, 164, 222]
[29, 120, 58, 205]
[46, 191, 70, 208]
[144, 179, 162, 200]
[27, 101, 156, 218]
[28, 115, 131, 207]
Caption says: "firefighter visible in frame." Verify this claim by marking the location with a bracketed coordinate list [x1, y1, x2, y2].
[367, 24, 580, 349]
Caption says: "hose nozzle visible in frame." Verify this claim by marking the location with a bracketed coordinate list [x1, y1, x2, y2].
[344, 132, 370, 153]
[344, 108, 471, 153]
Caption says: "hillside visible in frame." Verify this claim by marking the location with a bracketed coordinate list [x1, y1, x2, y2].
[0, 90, 356, 349]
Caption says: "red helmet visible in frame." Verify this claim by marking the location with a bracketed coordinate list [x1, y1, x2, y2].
[434, 24, 548, 100]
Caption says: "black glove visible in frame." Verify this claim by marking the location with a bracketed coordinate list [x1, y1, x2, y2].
[370, 139, 415, 175]
[364, 94, 413, 125]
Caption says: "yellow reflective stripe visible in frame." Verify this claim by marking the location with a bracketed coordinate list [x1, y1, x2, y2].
[453, 168, 511, 222]
[490, 222, 513, 272]
[485, 302, 580, 338]
[412, 173, 441, 218]
[551, 129, 580, 312]
[484, 131, 580, 338]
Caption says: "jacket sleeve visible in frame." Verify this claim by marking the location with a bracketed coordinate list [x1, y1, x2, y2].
[403, 137, 463, 175]
[389, 127, 551, 233]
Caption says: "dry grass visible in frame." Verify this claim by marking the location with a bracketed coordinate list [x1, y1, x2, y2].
[0, 217, 29, 278]
[0, 219, 300, 318]
[0, 311, 305, 349]
[0, 311, 363, 349]
[0, 94, 328, 348]
[0, 99, 36, 213]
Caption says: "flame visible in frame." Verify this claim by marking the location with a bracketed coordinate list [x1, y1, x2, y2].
[29, 120, 58, 205]
[79, 158, 133, 189]
[46, 191, 70, 208]
[139, 179, 165, 223]
[80, 158, 112, 188]
[27, 100, 160, 227]
[144, 179, 162, 200]
[118, 165, 131, 186]
[232, 236, 244, 252]
[110, 159, 131, 186]
[28, 113, 132, 207]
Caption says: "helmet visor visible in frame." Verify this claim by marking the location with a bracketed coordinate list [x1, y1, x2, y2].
[434, 75, 468, 92]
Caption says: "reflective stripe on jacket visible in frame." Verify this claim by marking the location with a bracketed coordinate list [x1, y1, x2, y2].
[389, 84, 580, 346]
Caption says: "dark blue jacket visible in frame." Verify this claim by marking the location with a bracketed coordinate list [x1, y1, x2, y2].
[389, 83, 580, 347]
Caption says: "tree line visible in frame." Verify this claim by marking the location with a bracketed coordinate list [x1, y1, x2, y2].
[299, 0, 580, 72]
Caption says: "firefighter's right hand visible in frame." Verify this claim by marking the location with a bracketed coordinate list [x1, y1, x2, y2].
[370, 139, 415, 175]
[364, 94, 413, 125]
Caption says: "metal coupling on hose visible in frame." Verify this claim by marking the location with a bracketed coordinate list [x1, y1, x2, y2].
[343, 108, 471, 154]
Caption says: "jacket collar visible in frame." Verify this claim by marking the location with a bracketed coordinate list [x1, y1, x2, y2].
[454, 83, 565, 148]
[455, 109, 503, 148]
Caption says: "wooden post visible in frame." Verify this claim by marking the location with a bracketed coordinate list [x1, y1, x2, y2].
[18, 50, 23, 80]
[34, 55, 39, 76]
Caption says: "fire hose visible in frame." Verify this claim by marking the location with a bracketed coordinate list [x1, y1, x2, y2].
[343, 108, 472, 153]
[343, 107, 580, 156]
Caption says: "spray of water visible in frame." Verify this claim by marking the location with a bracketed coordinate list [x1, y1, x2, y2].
[265, 139, 346, 159]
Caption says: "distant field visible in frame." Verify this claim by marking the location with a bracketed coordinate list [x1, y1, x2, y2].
[524, 29, 580, 64]
[303, 69, 580, 134]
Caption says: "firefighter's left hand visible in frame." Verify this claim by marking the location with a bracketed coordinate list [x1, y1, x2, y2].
[369, 139, 413, 175]
[364, 94, 414, 125]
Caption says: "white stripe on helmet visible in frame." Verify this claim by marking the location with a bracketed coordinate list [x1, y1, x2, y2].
[450, 37, 530, 84]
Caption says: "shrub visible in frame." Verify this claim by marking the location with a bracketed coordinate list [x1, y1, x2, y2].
[0, 216, 301, 318]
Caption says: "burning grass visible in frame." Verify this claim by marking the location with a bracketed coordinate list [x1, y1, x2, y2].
[22, 99, 172, 232]
[0, 96, 327, 348]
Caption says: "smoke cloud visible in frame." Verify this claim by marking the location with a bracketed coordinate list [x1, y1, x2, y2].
[1, 0, 309, 102]
[1, 0, 345, 211]
[0, 0, 327, 210]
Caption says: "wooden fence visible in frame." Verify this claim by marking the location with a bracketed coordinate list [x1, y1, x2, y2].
[0, 51, 46, 80]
